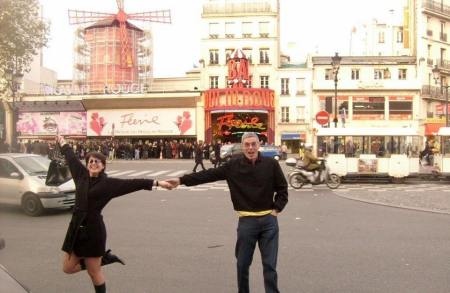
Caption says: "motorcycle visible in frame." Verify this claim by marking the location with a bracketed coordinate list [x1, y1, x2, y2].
[285, 158, 341, 189]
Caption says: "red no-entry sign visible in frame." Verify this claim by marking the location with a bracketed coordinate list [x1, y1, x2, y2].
[315, 111, 330, 125]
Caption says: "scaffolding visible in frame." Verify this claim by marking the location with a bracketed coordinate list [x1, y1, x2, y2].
[72, 20, 153, 93]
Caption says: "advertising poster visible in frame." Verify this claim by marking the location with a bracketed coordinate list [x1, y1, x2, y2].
[86, 109, 196, 136]
[17, 112, 87, 136]
[211, 112, 268, 142]
[358, 159, 378, 173]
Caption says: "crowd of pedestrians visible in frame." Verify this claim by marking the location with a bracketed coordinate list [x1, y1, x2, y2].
[0, 138, 220, 161]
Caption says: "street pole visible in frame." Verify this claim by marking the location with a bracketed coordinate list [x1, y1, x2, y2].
[334, 76, 338, 128]
[331, 52, 341, 128]
[446, 86, 449, 127]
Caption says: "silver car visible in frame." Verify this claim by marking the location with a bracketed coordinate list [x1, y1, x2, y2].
[0, 153, 75, 216]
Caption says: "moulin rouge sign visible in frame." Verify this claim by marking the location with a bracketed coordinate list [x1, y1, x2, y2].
[204, 49, 274, 111]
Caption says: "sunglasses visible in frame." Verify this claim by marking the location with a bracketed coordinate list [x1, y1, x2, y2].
[88, 158, 102, 164]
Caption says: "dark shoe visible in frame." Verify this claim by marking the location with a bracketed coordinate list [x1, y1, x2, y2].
[102, 249, 125, 266]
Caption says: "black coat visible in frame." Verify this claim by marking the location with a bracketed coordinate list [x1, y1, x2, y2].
[180, 153, 288, 212]
[194, 145, 204, 163]
[60, 144, 154, 257]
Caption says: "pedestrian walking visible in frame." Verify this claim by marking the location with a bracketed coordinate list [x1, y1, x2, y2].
[193, 141, 206, 172]
[281, 142, 288, 160]
[57, 135, 172, 293]
[168, 132, 288, 293]
[213, 139, 222, 168]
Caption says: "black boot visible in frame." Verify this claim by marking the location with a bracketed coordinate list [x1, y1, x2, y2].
[101, 249, 125, 266]
[94, 283, 106, 293]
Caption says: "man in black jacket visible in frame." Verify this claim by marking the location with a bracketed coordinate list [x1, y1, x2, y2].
[168, 132, 288, 293]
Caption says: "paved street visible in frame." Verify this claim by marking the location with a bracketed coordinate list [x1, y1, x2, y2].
[1, 159, 450, 292]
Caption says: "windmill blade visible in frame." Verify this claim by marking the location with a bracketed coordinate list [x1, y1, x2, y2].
[68, 10, 115, 25]
[116, 0, 124, 11]
[119, 21, 133, 68]
[128, 10, 172, 23]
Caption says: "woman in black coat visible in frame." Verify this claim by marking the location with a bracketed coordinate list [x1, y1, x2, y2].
[57, 136, 172, 293]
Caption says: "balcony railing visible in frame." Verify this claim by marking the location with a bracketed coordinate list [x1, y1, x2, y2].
[441, 32, 448, 41]
[423, 0, 450, 16]
[422, 85, 445, 99]
[203, 2, 275, 15]
[436, 58, 450, 70]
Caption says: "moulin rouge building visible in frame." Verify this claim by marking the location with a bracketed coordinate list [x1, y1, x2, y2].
[203, 49, 275, 144]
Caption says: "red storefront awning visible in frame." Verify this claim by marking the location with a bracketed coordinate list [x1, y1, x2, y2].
[424, 123, 444, 136]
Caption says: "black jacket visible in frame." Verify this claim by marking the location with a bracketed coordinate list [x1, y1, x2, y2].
[180, 153, 288, 212]
[61, 144, 154, 257]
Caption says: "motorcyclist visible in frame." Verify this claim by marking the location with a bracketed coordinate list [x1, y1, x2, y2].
[302, 143, 321, 181]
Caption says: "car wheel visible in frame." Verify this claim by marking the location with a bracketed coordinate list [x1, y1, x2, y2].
[274, 155, 280, 161]
[21, 193, 44, 216]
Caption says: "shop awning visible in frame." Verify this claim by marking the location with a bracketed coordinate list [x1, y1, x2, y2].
[424, 123, 444, 136]
[281, 133, 306, 140]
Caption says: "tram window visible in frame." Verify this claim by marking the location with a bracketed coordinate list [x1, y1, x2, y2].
[369, 136, 386, 157]
[351, 137, 363, 157]
[443, 137, 450, 155]
[317, 136, 345, 156]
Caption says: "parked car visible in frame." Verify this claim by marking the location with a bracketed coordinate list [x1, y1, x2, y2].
[0, 238, 31, 292]
[0, 153, 75, 216]
[210, 143, 243, 164]
[259, 145, 282, 160]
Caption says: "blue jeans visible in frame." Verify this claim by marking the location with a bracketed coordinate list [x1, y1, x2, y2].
[235, 214, 279, 293]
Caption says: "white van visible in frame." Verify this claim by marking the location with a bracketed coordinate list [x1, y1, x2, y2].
[0, 153, 75, 216]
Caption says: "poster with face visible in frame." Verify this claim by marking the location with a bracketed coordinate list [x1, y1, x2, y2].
[16, 112, 87, 135]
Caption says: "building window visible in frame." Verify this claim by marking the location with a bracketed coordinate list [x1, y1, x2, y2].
[243, 48, 252, 64]
[209, 76, 219, 89]
[353, 97, 385, 120]
[398, 69, 407, 80]
[325, 68, 333, 80]
[281, 78, 289, 95]
[259, 48, 269, 64]
[260, 76, 269, 88]
[209, 49, 219, 65]
[374, 69, 383, 79]
[378, 31, 385, 43]
[209, 22, 219, 38]
[351, 69, 360, 80]
[296, 106, 305, 122]
[247, 75, 253, 88]
[281, 107, 289, 122]
[225, 22, 235, 38]
[242, 22, 252, 38]
[397, 29, 403, 43]
[225, 48, 234, 62]
[259, 21, 269, 37]
[389, 100, 412, 120]
[296, 78, 305, 95]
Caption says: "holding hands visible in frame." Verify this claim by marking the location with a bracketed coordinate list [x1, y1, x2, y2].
[155, 178, 180, 190]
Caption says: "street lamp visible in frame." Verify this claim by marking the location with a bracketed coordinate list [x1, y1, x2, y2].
[4, 68, 23, 151]
[432, 65, 449, 127]
[331, 52, 342, 128]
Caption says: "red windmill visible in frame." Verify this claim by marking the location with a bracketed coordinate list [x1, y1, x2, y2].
[68, 0, 171, 92]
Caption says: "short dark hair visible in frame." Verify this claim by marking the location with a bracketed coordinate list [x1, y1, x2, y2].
[85, 152, 107, 169]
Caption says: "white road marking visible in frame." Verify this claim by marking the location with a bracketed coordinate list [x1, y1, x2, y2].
[128, 170, 153, 177]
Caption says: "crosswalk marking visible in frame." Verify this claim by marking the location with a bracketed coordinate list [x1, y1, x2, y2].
[147, 170, 171, 177]
[168, 170, 189, 177]
[128, 170, 153, 177]
[110, 170, 136, 176]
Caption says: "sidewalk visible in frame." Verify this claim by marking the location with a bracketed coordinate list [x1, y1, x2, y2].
[337, 188, 450, 215]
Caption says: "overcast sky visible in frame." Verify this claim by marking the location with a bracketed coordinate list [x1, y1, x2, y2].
[38, 0, 405, 79]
